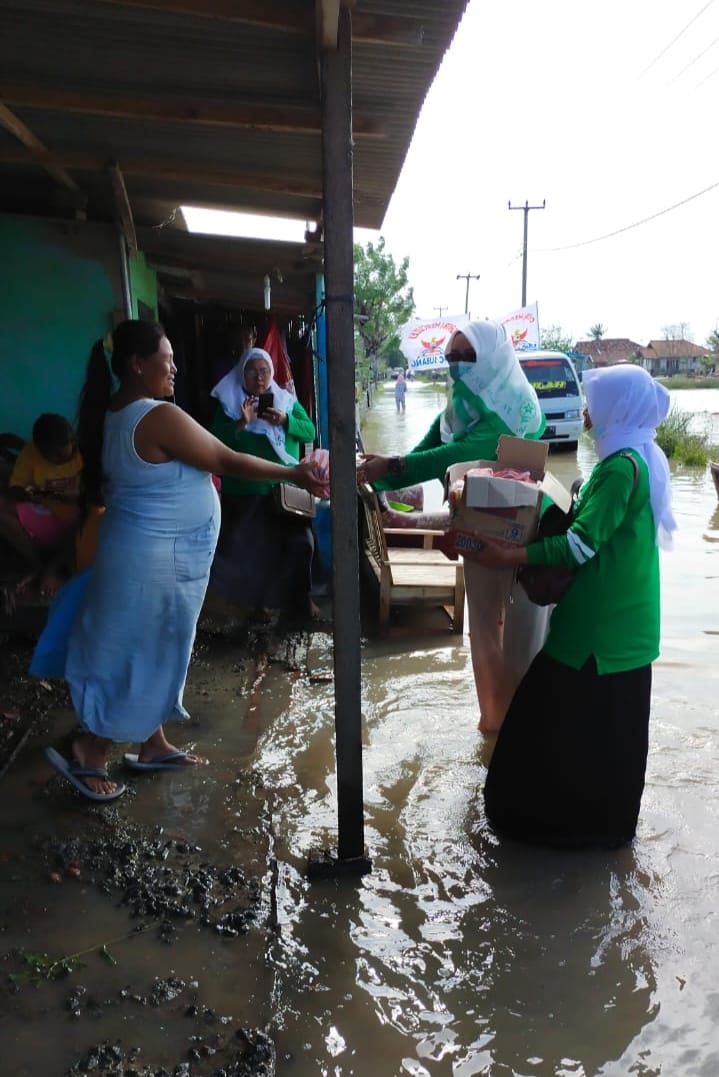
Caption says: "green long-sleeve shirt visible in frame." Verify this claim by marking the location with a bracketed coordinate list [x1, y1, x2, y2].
[527, 449, 660, 673]
[210, 402, 315, 496]
[374, 402, 545, 492]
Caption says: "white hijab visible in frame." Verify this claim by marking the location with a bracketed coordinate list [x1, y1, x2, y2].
[583, 364, 677, 549]
[210, 347, 297, 465]
[440, 319, 543, 443]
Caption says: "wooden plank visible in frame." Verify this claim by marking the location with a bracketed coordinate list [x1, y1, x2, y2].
[94, 0, 312, 32]
[0, 148, 324, 199]
[390, 563, 458, 587]
[352, 12, 426, 46]
[107, 162, 137, 257]
[387, 549, 452, 566]
[95, 0, 424, 45]
[320, 6, 366, 864]
[0, 101, 80, 192]
[0, 85, 383, 137]
[317, 0, 341, 49]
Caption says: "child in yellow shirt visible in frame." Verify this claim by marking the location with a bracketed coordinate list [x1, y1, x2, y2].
[1, 413, 82, 590]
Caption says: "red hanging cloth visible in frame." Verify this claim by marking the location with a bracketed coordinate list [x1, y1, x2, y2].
[259, 318, 296, 396]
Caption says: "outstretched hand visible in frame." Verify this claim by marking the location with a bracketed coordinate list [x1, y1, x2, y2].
[356, 454, 389, 484]
[292, 459, 326, 496]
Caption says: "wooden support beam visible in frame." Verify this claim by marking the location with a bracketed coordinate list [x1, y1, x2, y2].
[94, 0, 312, 33]
[0, 85, 382, 137]
[0, 101, 80, 192]
[155, 270, 314, 314]
[316, 4, 370, 872]
[352, 12, 425, 47]
[0, 148, 324, 199]
[108, 162, 138, 257]
[142, 250, 322, 278]
[93, 0, 424, 45]
[317, 0, 341, 49]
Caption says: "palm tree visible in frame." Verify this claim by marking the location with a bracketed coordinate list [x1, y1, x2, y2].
[589, 323, 606, 340]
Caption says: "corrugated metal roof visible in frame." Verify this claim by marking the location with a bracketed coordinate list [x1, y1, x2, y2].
[0, 0, 469, 308]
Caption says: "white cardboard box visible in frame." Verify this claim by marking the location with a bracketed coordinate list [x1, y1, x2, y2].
[444, 435, 572, 556]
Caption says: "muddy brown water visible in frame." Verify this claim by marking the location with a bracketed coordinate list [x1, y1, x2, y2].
[1, 382, 718, 1075]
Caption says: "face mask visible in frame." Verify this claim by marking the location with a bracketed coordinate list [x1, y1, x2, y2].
[449, 361, 475, 380]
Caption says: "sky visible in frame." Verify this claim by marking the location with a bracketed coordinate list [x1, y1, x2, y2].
[185, 0, 719, 348]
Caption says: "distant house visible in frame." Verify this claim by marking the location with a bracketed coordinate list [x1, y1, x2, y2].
[574, 338, 644, 368]
[638, 339, 712, 377]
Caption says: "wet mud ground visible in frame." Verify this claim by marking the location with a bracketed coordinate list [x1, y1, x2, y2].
[0, 614, 334, 1076]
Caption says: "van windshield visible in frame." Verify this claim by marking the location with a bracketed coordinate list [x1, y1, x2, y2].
[520, 357, 580, 398]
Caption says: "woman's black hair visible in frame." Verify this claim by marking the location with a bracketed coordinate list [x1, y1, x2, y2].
[76, 319, 165, 505]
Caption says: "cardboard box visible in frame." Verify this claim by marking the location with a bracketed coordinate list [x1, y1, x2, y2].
[444, 435, 572, 557]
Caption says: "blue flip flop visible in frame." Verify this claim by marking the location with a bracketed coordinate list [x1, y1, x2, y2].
[122, 751, 197, 772]
[44, 747, 126, 802]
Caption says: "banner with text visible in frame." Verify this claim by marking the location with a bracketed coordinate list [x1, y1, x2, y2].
[400, 314, 469, 371]
[500, 303, 540, 352]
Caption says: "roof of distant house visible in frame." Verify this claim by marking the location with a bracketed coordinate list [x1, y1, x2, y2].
[640, 339, 712, 358]
[574, 339, 643, 365]
[574, 337, 712, 364]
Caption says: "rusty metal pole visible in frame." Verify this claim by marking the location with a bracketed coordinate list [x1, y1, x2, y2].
[310, 4, 370, 878]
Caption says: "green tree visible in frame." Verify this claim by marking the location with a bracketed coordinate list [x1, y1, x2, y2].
[539, 324, 574, 353]
[588, 323, 606, 340]
[705, 327, 719, 354]
[702, 327, 719, 373]
[353, 237, 415, 382]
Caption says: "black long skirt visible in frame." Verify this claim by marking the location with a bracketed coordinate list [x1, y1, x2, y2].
[483, 651, 651, 849]
[209, 493, 315, 616]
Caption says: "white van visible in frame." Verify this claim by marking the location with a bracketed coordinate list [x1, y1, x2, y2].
[518, 350, 584, 450]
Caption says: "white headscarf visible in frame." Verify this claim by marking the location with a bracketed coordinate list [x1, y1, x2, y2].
[440, 319, 543, 443]
[583, 364, 677, 549]
[210, 347, 297, 465]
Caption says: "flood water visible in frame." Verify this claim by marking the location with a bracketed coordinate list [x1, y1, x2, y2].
[1, 381, 718, 1075]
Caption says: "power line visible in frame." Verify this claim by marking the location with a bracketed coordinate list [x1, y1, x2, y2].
[692, 58, 719, 90]
[667, 33, 719, 84]
[639, 0, 714, 78]
[538, 178, 719, 252]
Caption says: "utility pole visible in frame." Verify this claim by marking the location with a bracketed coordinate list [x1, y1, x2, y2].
[433, 305, 447, 317]
[456, 273, 480, 316]
[508, 199, 545, 307]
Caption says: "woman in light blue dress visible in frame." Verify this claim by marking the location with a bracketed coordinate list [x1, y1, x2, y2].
[40, 320, 323, 801]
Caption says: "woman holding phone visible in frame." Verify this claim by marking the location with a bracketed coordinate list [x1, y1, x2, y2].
[208, 347, 322, 626]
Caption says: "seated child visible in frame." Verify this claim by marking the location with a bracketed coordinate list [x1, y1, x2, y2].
[0, 413, 82, 592]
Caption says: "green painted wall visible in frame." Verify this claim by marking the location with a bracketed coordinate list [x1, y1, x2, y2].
[0, 215, 123, 438]
[128, 252, 158, 320]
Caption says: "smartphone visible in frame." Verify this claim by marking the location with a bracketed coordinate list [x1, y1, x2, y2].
[257, 391, 274, 417]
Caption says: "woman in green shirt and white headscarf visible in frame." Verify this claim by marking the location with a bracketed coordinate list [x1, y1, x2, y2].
[358, 318, 546, 734]
[359, 318, 544, 491]
[476, 362, 676, 849]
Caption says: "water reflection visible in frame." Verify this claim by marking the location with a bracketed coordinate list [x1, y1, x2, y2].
[454, 820, 660, 1075]
[705, 505, 719, 544]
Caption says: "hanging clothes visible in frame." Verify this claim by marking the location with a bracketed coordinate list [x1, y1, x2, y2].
[260, 317, 296, 395]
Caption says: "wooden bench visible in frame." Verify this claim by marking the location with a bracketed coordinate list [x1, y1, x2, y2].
[358, 484, 465, 635]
